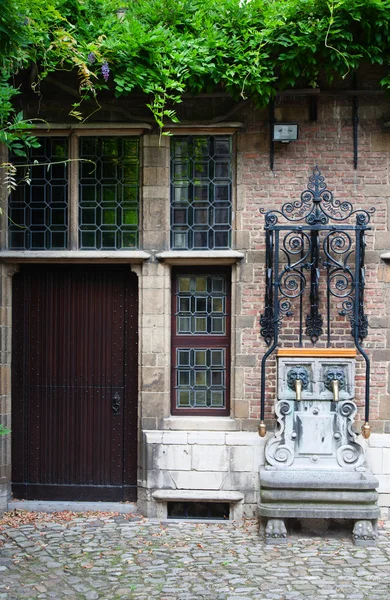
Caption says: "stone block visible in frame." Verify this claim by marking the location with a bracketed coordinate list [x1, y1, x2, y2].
[143, 134, 167, 148]
[170, 470, 224, 490]
[363, 185, 390, 197]
[0, 396, 10, 414]
[162, 416, 237, 432]
[246, 250, 266, 263]
[187, 432, 225, 445]
[142, 288, 165, 314]
[242, 504, 257, 519]
[378, 494, 390, 507]
[230, 446, 254, 472]
[0, 366, 10, 394]
[0, 464, 11, 479]
[146, 469, 176, 490]
[144, 431, 163, 445]
[154, 444, 191, 471]
[378, 264, 390, 283]
[375, 474, 390, 493]
[368, 433, 389, 449]
[235, 355, 257, 367]
[365, 250, 381, 264]
[235, 316, 256, 329]
[141, 392, 169, 419]
[237, 133, 267, 153]
[226, 432, 263, 446]
[151, 328, 168, 354]
[141, 417, 157, 431]
[253, 444, 266, 470]
[365, 447, 383, 475]
[234, 400, 249, 419]
[379, 395, 390, 420]
[0, 482, 9, 512]
[234, 230, 250, 250]
[143, 166, 169, 187]
[162, 431, 188, 445]
[143, 147, 169, 168]
[383, 448, 390, 474]
[222, 471, 258, 492]
[374, 232, 390, 250]
[369, 316, 389, 329]
[142, 353, 157, 367]
[371, 133, 390, 152]
[143, 230, 168, 252]
[142, 367, 166, 392]
[372, 349, 390, 362]
[192, 445, 228, 472]
[237, 264, 254, 283]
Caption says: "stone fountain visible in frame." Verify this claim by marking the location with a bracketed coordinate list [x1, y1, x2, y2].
[257, 168, 379, 544]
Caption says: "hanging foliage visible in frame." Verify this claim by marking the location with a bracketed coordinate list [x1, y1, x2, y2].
[1, 0, 390, 150]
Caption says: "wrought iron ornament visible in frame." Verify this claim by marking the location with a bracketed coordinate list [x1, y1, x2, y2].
[259, 167, 375, 426]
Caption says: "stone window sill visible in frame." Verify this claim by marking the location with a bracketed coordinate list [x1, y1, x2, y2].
[156, 250, 244, 265]
[0, 250, 151, 263]
[380, 251, 390, 261]
[162, 416, 238, 431]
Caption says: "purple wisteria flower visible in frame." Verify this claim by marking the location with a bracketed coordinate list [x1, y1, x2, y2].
[87, 52, 96, 64]
[102, 62, 110, 82]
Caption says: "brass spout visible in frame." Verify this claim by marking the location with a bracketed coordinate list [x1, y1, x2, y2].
[331, 379, 339, 402]
[361, 422, 371, 439]
[295, 378, 302, 401]
[258, 421, 267, 437]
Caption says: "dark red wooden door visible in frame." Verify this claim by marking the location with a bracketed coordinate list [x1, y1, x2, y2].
[12, 265, 138, 501]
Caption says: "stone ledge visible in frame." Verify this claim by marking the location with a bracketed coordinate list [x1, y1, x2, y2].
[260, 468, 379, 490]
[162, 417, 238, 432]
[381, 251, 390, 261]
[155, 250, 244, 265]
[0, 251, 151, 264]
[152, 490, 244, 502]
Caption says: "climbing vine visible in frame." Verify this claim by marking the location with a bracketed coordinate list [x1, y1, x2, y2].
[1, 0, 390, 152]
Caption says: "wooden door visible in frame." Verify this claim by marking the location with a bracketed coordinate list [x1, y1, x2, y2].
[12, 265, 138, 501]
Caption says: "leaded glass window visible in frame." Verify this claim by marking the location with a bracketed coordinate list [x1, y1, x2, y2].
[9, 138, 68, 249]
[79, 137, 139, 249]
[170, 136, 232, 250]
[172, 269, 230, 415]
[176, 348, 226, 408]
[7, 134, 140, 251]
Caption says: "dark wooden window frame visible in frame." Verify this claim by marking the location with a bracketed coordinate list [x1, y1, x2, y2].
[171, 266, 231, 416]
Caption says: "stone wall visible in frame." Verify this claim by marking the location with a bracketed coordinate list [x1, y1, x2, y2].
[138, 430, 266, 518]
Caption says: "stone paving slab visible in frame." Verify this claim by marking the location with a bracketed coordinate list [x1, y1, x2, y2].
[0, 512, 390, 600]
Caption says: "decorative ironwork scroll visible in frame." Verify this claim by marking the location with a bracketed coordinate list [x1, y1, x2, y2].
[259, 167, 375, 429]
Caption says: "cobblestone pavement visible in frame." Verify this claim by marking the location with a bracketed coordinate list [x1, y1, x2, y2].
[1, 512, 390, 600]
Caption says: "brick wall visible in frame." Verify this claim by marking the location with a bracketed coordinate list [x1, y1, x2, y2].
[234, 95, 390, 433]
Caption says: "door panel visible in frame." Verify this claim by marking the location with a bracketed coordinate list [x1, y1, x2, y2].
[12, 265, 138, 501]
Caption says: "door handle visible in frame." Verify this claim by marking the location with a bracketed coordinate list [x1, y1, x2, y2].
[112, 391, 121, 416]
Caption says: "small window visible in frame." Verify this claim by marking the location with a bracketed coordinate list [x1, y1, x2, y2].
[170, 136, 232, 250]
[171, 268, 230, 415]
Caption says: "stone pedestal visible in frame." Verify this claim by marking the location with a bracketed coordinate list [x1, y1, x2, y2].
[259, 356, 380, 545]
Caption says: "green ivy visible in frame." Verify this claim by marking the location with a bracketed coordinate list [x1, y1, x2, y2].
[1, 0, 390, 146]
[0, 424, 11, 436]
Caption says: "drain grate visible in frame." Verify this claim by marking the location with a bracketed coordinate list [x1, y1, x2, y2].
[167, 501, 229, 520]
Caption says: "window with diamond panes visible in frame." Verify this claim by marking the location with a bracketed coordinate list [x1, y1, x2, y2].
[172, 270, 230, 415]
[8, 137, 68, 249]
[170, 136, 232, 250]
[79, 137, 139, 249]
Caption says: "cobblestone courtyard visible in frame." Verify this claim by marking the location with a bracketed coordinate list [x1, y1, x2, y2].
[0, 512, 390, 600]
